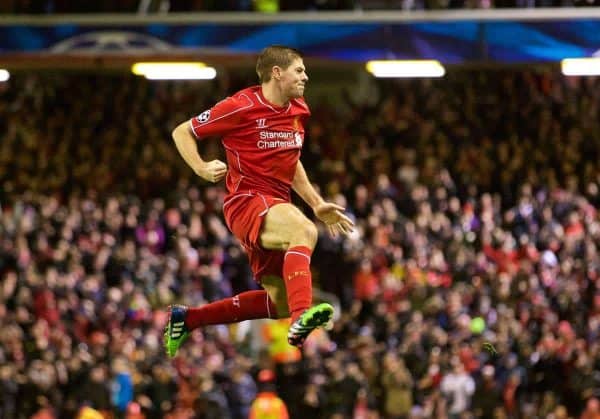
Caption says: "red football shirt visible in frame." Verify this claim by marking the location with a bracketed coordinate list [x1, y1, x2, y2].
[189, 86, 311, 200]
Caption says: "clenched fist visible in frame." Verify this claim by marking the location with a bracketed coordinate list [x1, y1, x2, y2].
[196, 159, 227, 183]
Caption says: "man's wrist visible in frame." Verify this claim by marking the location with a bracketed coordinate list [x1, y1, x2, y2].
[193, 162, 207, 175]
[310, 198, 325, 212]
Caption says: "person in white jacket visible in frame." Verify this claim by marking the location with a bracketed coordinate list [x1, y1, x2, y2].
[440, 357, 475, 418]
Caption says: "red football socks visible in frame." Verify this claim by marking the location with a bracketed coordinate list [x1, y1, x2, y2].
[184, 290, 278, 330]
[283, 246, 313, 323]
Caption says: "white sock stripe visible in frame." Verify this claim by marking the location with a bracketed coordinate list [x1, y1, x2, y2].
[284, 250, 311, 262]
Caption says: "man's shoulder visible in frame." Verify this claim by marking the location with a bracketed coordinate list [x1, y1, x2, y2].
[227, 86, 261, 106]
[220, 87, 256, 110]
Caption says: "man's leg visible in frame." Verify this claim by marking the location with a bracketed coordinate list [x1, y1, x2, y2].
[259, 203, 334, 347]
[260, 275, 290, 318]
[165, 194, 287, 358]
[184, 289, 280, 328]
[164, 290, 280, 358]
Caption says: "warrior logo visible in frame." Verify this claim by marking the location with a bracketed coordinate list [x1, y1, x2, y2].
[256, 118, 267, 129]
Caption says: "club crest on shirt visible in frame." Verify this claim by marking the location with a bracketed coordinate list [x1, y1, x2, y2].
[197, 110, 211, 123]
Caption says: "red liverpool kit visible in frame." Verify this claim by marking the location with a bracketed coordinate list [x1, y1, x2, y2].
[189, 86, 311, 281]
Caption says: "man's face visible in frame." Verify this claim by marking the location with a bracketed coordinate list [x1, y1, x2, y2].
[276, 57, 308, 99]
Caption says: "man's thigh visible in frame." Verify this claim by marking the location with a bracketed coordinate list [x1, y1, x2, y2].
[223, 192, 286, 249]
[259, 203, 312, 251]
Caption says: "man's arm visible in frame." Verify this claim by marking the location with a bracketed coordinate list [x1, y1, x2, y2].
[292, 161, 354, 236]
[291, 160, 325, 209]
[172, 122, 227, 183]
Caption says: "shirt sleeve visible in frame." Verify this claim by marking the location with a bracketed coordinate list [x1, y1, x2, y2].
[189, 93, 253, 140]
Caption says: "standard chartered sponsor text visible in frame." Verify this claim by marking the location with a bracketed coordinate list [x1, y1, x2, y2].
[259, 131, 294, 139]
[257, 131, 300, 149]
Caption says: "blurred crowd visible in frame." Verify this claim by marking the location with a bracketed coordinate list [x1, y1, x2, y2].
[2, 0, 599, 13]
[1, 68, 600, 419]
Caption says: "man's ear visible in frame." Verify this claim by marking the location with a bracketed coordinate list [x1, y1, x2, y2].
[272, 66, 282, 80]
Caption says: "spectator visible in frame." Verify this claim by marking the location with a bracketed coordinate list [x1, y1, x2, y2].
[381, 353, 413, 417]
[472, 365, 502, 418]
[248, 369, 289, 419]
[581, 398, 600, 419]
[440, 357, 475, 417]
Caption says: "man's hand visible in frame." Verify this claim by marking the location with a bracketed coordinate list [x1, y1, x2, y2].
[195, 160, 227, 183]
[313, 202, 355, 237]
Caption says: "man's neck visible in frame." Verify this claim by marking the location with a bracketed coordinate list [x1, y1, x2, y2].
[261, 83, 288, 107]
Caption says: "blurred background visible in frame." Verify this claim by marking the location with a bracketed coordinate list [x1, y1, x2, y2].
[1, 2, 600, 419]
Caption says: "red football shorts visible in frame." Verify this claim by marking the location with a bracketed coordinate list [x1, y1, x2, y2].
[222, 192, 288, 282]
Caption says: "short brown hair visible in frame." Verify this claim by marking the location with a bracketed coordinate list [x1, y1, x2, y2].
[256, 45, 303, 84]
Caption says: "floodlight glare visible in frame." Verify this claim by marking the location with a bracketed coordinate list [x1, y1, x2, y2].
[366, 60, 445, 78]
[0, 69, 10, 82]
[561, 58, 600, 76]
[131, 62, 217, 80]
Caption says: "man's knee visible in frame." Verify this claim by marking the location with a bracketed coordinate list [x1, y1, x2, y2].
[294, 221, 318, 249]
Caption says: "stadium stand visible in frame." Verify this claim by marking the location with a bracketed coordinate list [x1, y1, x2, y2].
[1, 69, 600, 417]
